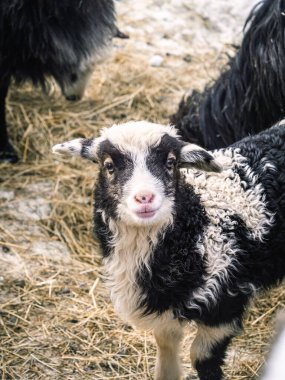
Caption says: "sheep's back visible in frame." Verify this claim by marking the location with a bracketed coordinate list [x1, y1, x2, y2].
[231, 122, 285, 217]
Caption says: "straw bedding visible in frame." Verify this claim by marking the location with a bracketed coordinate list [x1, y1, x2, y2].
[0, 4, 284, 379]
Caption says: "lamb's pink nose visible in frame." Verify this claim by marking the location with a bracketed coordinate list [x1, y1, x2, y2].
[134, 192, 155, 204]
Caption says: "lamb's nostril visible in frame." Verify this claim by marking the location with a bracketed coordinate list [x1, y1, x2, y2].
[134, 192, 155, 204]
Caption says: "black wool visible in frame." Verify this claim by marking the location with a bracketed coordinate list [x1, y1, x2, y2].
[137, 181, 209, 316]
[171, 0, 285, 149]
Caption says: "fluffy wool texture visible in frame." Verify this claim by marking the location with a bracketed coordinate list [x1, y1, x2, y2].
[102, 221, 174, 329]
[171, 0, 285, 149]
[185, 148, 274, 312]
[53, 120, 285, 380]
[0, 0, 116, 162]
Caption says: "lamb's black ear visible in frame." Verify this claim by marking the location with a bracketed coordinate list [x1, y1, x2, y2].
[179, 143, 222, 172]
[52, 137, 100, 162]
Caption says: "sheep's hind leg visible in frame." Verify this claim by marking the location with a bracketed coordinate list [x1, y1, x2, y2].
[190, 321, 240, 380]
[154, 319, 184, 380]
[0, 78, 18, 163]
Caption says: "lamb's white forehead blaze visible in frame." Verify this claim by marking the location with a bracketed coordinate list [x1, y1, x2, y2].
[99, 121, 179, 153]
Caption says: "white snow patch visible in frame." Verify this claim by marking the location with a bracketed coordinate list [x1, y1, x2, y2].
[0, 248, 26, 277]
[7, 197, 52, 221]
[150, 54, 164, 67]
[0, 190, 14, 201]
[30, 240, 71, 262]
[116, 0, 260, 62]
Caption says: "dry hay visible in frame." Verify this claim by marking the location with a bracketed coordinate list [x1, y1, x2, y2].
[0, 22, 284, 380]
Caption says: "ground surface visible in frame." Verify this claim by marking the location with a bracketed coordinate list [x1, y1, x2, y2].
[0, 1, 284, 379]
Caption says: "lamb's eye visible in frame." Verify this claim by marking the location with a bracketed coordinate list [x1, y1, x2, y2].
[166, 157, 176, 170]
[104, 161, 114, 174]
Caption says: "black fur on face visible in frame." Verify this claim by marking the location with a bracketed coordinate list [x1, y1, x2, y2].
[95, 140, 134, 220]
[146, 134, 183, 197]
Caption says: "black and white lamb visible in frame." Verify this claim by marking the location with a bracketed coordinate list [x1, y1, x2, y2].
[171, 0, 285, 149]
[0, 0, 116, 163]
[53, 120, 285, 380]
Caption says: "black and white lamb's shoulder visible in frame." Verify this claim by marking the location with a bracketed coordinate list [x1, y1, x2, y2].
[53, 120, 285, 380]
[0, 0, 116, 162]
[171, 0, 285, 149]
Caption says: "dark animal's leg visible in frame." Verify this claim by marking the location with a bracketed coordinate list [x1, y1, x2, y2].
[190, 321, 241, 380]
[0, 78, 18, 163]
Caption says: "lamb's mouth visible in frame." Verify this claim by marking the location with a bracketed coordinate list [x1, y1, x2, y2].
[135, 208, 159, 219]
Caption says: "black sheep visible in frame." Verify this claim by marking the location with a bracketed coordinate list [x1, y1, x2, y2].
[171, 0, 285, 150]
[0, 0, 116, 162]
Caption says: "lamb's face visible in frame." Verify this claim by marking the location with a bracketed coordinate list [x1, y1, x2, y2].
[53, 121, 222, 226]
[95, 135, 181, 226]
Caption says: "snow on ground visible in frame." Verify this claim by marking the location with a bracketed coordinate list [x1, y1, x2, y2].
[116, 0, 259, 65]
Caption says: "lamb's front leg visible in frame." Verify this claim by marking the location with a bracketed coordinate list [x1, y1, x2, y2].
[190, 322, 240, 380]
[154, 319, 184, 380]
